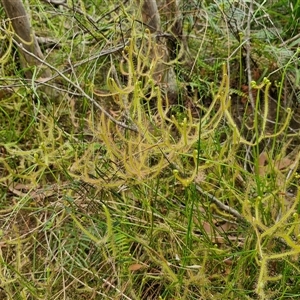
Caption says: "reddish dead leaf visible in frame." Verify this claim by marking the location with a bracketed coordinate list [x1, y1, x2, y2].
[202, 221, 214, 234]
[252, 68, 261, 81]
[275, 157, 293, 170]
[258, 152, 268, 175]
[240, 84, 258, 105]
[259, 151, 293, 175]
[240, 85, 249, 104]
[223, 258, 233, 266]
[201, 221, 243, 245]
[0, 88, 13, 100]
[128, 264, 145, 271]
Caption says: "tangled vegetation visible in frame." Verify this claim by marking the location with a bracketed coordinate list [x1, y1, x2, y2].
[0, 0, 300, 299]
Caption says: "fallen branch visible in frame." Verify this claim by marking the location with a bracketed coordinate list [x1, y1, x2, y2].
[195, 184, 247, 224]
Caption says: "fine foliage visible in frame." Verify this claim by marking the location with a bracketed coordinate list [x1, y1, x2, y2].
[0, 1, 300, 299]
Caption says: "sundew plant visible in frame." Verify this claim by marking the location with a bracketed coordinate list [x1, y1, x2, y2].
[0, 0, 300, 299]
